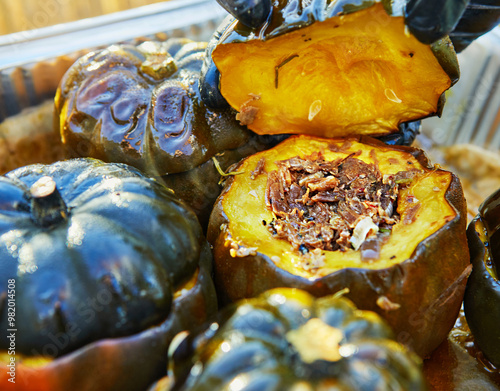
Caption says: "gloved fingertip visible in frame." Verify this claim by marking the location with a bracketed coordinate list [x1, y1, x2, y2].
[217, 0, 272, 29]
[378, 121, 421, 146]
[405, 0, 469, 44]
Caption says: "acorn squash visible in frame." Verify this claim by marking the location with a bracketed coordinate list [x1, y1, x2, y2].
[150, 288, 426, 390]
[0, 159, 217, 391]
[54, 38, 282, 226]
[210, 0, 459, 137]
[207, 135, 470, 358]
[464, 187, 500, 367]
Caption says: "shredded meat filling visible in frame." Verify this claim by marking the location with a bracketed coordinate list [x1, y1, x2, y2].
[265, 153, 419, 255]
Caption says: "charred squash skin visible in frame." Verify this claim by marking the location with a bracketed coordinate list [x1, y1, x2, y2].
[207, 135, 470, 358]
[210, 0, 459, 138]
[464, 188, 500, 367]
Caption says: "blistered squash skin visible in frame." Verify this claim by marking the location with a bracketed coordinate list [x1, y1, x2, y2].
[212, 1, 459, 138]
[54, 39, 283, 227]
[207, 135, 470, 358]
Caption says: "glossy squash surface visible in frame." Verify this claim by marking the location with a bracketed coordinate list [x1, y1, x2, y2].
[154, 288, 426, 390]
[54, 38, 283, 225]
[464, 188, 500, 367]
[0, 159, 217, 390]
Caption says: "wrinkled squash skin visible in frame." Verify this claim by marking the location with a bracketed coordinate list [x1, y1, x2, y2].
[0, 159, 217, 391]
[210, 0, 459, 138]
[208, 135, 470, 358]
[54, 38, 283, 226]
[464, 188, 500, 367]
[151, 288, 426, 391]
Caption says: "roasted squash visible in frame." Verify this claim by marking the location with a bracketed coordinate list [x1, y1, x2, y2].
[0, 159, 217, 391]
[150, 288, 426, 390]
[207, 135, 470, 358]
[54, 38, 282, 226]
[464, 188, 500, 367]
[210, 0, 459, 137]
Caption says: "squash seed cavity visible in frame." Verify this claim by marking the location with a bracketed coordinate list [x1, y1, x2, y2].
[265, 152, 421, 260]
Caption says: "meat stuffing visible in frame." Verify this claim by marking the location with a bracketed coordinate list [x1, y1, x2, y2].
[265, 152, 420, 256]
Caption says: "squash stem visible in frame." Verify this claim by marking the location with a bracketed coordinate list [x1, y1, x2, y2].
[30, 176, 68, 227]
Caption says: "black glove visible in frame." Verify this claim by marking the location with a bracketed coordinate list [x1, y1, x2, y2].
[215, 0, 272, 29]
[406, 0, 500, 49]
[405, 0, 470, 44]
[449, 0, 500, 52]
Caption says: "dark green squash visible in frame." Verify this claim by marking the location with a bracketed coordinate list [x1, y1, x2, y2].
[464, 187, 500, 368]
[0, 158, 217, 391]
[207, 135, 470, 358]
[54, 38, 283, 226]
[150, 288, 426, 390]
[210, 0, 459, 138]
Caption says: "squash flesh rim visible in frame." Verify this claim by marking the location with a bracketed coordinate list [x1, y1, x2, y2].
[220, 137, 456, 278]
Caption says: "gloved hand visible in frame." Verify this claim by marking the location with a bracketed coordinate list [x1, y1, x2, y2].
[200, 0, 500, 145]
[214, 0, 470, 41]
[215, 0, 272, 30]
[449, 0, 500, 52]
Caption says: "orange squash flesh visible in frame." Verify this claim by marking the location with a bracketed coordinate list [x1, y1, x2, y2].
[207, 135, 470, 357]
[219, 137, 455, 277]
[213, 3, 452, 137]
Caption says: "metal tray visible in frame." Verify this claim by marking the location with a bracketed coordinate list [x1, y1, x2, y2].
[422, 28, 500, 152]
[0, 0, 225, 121]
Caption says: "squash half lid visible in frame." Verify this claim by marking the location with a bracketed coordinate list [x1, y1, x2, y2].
[212, 1, 459, 137]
